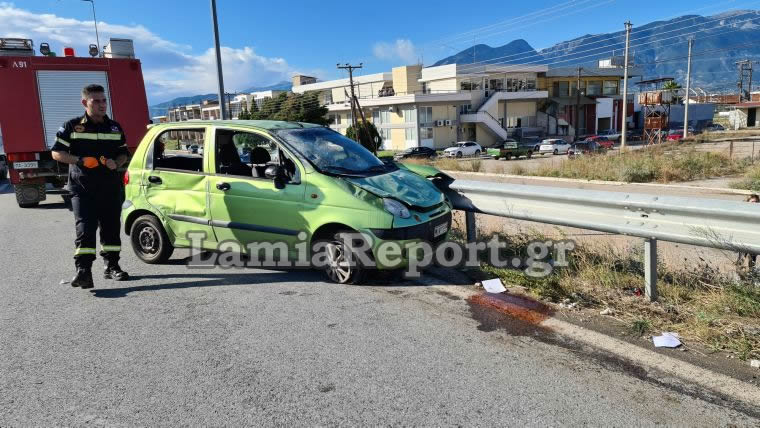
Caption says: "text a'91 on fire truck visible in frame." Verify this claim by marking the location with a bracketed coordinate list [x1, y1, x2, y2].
[0, 37, 149, 208]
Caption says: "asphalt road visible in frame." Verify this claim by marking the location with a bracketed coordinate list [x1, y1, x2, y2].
[0, 179, 757, 426]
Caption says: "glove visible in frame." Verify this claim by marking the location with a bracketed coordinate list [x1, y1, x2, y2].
[78, 157, 100, 169]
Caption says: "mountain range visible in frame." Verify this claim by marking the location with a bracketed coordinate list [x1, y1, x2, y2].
[433, 10, 760, 92]
[149, 81, 292, 117]
[150, 10, 760, 115]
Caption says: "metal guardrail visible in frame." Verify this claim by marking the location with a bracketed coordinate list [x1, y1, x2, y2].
[443, 179, 760, 301]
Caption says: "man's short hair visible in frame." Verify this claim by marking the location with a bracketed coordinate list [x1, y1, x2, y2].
[82, 84, 105, 99]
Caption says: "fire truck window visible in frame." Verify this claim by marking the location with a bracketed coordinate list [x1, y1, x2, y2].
[151, 129, 205, 172]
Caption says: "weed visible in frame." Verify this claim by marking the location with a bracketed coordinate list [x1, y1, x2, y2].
[631, 319, 652, 337]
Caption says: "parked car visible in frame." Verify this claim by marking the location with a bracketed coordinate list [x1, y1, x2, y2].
[538, 138, 571, 155]
[625, 129, 643, 141]
[0, 154, 7, 180]
[704, 123, 725, 132]
[583, 136, 614, 149]
[394, 146, 437, 161]
[667, 129, 685, 141]
[122, 121, 452, 284]
[596, 129, 621, 142]
[488, 139, 533, 160]
[519, 136, 542, 152]
[443, 141, 482, 158]
[568, 141, 605, 158]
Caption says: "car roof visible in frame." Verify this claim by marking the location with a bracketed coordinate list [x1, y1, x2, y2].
[149, 119, 324, 132]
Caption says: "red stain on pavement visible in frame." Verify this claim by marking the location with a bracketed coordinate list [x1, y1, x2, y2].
[468, 293, 553, 325]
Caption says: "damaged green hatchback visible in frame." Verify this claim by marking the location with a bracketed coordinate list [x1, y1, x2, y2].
[122, 120, 452, 283]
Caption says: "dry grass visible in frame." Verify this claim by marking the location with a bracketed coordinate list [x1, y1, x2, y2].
[730, 163, 760, 192]
[519, 143, 750, 183]
[463, 227, 760, 359]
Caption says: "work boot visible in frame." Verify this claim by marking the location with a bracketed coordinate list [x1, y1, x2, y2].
[104, 264, 129, 281]
[71, 269, 94, 289]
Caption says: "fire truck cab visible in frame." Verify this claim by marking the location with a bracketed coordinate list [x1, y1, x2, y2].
[0, 38, 149, 207]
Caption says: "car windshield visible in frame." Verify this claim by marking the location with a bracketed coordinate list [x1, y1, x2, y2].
[274, 127, 389, 176]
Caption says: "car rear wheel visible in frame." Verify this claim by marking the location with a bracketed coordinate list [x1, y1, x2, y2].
[474, 150, 481, 157]
[526, 151, 532, 159]
[504, 153, 512, 160]
[553, 149, 558, 155]
[130, 214, 174, 264]
[316, 231, 366, 284]
[456, 152, 463, 158]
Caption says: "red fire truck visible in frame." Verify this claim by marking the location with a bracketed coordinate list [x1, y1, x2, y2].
[0, 38, 150, 208]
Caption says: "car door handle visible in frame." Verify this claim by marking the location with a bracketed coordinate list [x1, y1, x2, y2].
[216, 182, 231, 191]
[147, 175, 162, 184]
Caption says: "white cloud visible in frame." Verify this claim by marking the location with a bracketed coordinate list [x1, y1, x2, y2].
[0, 3, 298, 102]
[373, 39, 418, 64]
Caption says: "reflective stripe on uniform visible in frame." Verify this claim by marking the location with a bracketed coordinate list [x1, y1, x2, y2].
[69, 132, 123, 140]
[101, 245, 121, 252]
[75, 247, 97, 255]
[56, 137, 70, 147]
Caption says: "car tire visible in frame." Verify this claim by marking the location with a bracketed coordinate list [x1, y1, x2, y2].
[130, 214, 174, 264]
[456, 152, 463, 158]
[315, 231, 366, 285]
[504, 153, 512, 160]
[475, 150, 481, 157]
[526, 151, 532, 159]
[553, 149, 558, 155]
[493, 156, 500, 160]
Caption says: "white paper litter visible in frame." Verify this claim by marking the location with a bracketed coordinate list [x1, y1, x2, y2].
[653, 332, 682, 348]
[482, 278, 506, 294]
[750, 359, 760, 369]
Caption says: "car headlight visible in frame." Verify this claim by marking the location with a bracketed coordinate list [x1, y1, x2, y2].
[383, 198, 410, 219]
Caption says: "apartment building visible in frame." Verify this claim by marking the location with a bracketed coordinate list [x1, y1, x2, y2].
[544, 61, 642, 136]
[292, 63, 548, 150]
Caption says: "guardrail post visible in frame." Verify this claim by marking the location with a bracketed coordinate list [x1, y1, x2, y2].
[644, 238, 658, 302]
[465, 211, 477, 243]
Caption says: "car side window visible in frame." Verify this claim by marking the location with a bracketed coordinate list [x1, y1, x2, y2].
[216, 129, 300, 183]
[148, 128, 206, 172]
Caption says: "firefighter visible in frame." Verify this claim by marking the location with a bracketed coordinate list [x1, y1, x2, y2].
[51, 84, 130, 289]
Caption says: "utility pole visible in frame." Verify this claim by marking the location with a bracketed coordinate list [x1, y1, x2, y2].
[81, 0, 100, 55]
[620, 21, 633, 151]
[210, 0, 227, 120]
[684, 38, 693, 138]
[338, 63, 374, 152]
[575, 67, 583, 140]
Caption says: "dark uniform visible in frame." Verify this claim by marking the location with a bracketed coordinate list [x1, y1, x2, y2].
[51, 114, 129, 282]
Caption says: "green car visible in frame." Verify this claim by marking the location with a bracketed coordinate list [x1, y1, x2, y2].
[487, 139, 533, 160]
[121, 120, 452, 283]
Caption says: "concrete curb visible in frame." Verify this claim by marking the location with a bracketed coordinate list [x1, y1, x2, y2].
[443, 170, 755, 195]
[431, 284, 760, 408]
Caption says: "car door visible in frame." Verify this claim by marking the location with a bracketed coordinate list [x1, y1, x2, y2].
[206, 126, 307, 258]
[143, 127, 217, 248]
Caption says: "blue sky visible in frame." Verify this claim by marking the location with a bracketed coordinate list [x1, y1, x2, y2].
[6, 0, 748, 103]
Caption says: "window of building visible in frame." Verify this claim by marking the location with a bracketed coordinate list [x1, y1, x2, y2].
[405, 128, 417, 143]
[570, 81, 587, 95]
[587, 81, 602, 96]
[324, 91, 333, 105]
[372, 109, 391, 124]
[459, 104, 472, 114]
[419, 106, 433, 124]
[402, 106, 417, 123]
[420, 127, 433, 140]
[379, 128, 391, 142]
[526, 78, 536, 90]
[603, 80, 619, 95]
[553, 81, 570, 97]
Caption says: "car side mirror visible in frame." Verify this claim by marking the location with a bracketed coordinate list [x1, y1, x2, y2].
[265, 165, 286, 189]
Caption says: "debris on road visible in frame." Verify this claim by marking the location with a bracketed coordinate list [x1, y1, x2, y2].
[481, 278, 506, 294]
[653, 332, 682, 348]
[559, 298, 578, 310]
[751, 359, 760, 369]
[600, 308, 615, 316]
[59, 280, 69, 285]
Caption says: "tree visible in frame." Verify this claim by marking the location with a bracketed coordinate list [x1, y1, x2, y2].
[663, 80, 682, 103]
[250, 92, 329, 125]
[238, 105, 250, 120]
[346, 120, 382, 153]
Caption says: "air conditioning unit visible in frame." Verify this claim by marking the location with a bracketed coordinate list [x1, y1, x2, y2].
[444, 120, 452, 126]
[435, 120, 444, 127]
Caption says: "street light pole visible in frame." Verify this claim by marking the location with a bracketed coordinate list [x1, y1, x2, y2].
[620, 21, 632, 151]
[81, 0, 100, 55]
[210, 0, 227, 120]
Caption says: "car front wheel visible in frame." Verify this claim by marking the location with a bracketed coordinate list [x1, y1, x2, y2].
[526, 151, 532, 159]
[456, 152, 463, 158]
[474, 150, 481, 157]
[553, 149, 558, 155]
[316, 232, 366, 284]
